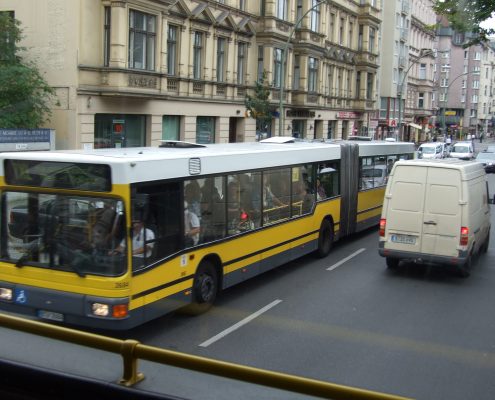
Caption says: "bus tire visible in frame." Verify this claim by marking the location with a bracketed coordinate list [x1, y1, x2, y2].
[188, 260, 219, 315]
[316, 219, 334, 258]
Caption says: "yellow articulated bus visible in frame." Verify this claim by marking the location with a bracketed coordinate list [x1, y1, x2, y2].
[0, 138, 414, 329]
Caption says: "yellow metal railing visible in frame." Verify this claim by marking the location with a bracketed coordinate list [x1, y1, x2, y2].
[0, 313, 411, 400]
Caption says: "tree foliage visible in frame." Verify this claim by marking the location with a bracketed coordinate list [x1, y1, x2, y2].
[245, 71, 272, 134]
[433, 0, 495, 45]
[0, 13, 56, 128]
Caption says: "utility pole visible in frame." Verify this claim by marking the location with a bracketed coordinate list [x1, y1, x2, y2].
[397, 48, 434, 141]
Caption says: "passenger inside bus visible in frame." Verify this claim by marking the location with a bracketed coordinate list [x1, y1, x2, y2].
[184, 203, 200, 246]
[112, 218, 155, 268]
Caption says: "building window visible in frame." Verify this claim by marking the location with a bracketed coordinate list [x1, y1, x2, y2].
[104, 6, 111, 67]
[257, 46, 264, 82]
[217, 37, 226, 82]
[356, 71, 361, 99]
[419, 63, 426, 80]
[167, 25, 178, 76]
[366, 73, 373, 100]
[474, 52, 481, 60]
[193, 31, 203, 80]
[369, 27, 375, 53]
[348, 21, 354, 48]
[293, 55, 300, 90]
[339, 18, 345, 45]
[358, 25, 363, 51]
[308, 57, 318, 92]
[327, 64, 334, 96]
[162, 115, 180, 141]
[129, 10, 156, 70]
[239, 0, 246, 10]
[472, 80, 479, 89]
[277, 0, 288, 20]
[310, 0, 320, 32]
[296, 0, 302, 21]
[237, 42, 247, 85]
[273, 48, 283, 87]
[472, 94, 478, 103]
[418, 92, 424, 108]
[196, 116, 215, 144]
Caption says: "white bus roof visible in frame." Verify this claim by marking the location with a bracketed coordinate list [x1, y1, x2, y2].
[0, 140, 415, 185]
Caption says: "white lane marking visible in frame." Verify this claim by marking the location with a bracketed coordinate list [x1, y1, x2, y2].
[199, 299, 283, 348]
[326, 248, 366, 271]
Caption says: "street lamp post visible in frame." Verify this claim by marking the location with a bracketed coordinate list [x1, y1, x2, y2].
[278, 0, 329, 137]
[397, 48, 433, 141]
[441, 71, 479, 139]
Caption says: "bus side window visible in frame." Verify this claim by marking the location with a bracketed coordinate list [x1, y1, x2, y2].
[200, 176, 226, 242]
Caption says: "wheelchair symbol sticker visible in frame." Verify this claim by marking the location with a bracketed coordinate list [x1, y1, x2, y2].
[15, 289, 27, 304]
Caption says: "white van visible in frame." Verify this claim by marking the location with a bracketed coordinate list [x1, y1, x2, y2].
[379, 159, 491, 276]
[449, 141, 474, 160]
[418, 142, 447, 159]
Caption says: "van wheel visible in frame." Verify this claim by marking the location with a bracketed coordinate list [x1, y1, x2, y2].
[481, 232, 490, 254]
[186, 261, 219, 315]
[386, 257, 399, 270]
[316, 219, 334, 258]
[457, 255, 472, 278]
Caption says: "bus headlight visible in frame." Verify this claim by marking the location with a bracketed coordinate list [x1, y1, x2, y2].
[0, 288, 13, 301]
[91, 302, 128, 318]
[92, 302, 110, 317]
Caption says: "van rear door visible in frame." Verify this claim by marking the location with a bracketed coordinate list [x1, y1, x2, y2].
[386, 165, 426, 253]
[421, 167, 461, 257]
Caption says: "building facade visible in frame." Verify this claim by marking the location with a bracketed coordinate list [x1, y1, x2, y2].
[377, 0, 436, 143]
[434, 20, 495, 139]
[1, 0, 384, 150]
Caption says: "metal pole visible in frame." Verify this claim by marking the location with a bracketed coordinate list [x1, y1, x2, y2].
[396, 49, 433, 141]
[441, 71, 476, 140]
[278, 0, 329, 137]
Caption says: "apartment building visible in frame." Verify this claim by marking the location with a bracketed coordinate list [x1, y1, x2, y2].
[1, 0, 382, 150]
[434, 19, 495, 139]
[377, 0, 436, 142]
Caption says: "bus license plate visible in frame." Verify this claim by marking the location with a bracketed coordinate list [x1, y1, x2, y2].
[391, 234, 416, 245]
[38, 310, 64, 322]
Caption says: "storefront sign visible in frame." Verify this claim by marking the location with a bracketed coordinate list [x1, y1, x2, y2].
[286, 109, 315, 118]
[337, 111, 361, 119]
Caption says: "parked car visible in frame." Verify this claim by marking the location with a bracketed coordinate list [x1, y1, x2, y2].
[418, 142, 447, 159]
[449, 141, 474, 160]
[475, 151, 495, 173]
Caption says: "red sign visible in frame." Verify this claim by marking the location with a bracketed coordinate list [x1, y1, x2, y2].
[337, 111, 361, 119]
[389, 120, 397, 127]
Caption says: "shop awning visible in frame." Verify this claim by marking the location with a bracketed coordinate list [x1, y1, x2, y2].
[409, 123, 423, 130]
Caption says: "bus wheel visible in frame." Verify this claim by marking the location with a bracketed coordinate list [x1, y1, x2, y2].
[189, 261, 218, 314]
[316, 219, 334, 258]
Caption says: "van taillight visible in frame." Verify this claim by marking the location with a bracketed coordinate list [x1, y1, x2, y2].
[460, 227, 469, 246]
[379, 218, 386, 237]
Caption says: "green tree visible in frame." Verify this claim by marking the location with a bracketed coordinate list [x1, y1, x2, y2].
[245, 71, 272, 137]
[433, 0, 495, 45]
[0, 12, 56, 128]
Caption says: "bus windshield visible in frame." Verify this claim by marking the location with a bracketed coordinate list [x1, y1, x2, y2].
[2, 192, 126, 277]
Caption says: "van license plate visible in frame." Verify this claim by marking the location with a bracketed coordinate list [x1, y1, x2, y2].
[38, 310, 64, 322]
[391, 234, 416, 245]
